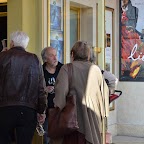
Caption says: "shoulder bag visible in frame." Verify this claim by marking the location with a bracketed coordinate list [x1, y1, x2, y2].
[48, 63, 79, 139]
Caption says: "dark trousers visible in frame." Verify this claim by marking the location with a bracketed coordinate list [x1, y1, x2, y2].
[43, 117, 50, 144]
[63, 131, 86, 144]
[0, 106, 37, 144]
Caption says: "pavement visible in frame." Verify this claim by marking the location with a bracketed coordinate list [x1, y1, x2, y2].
[112, 136, 144, 144]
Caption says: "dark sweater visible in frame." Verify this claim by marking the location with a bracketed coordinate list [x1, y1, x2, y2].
[42, 62, 63, 108]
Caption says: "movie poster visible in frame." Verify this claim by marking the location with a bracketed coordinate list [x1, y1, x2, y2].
[50, 0, 64, 63]
[120, 0, 144, 81]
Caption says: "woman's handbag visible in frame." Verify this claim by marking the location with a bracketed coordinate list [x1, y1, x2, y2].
[48, 63, 79, 139]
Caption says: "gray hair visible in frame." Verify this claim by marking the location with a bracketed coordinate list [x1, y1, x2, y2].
[10, 31, 29, 49]
[41, 46, 56, 63]
[71, 41, 91, 61]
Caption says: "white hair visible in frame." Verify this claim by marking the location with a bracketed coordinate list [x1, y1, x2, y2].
[10, 31, 29, 49]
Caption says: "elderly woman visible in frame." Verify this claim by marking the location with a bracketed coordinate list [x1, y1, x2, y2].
[51, 41, 109, 144]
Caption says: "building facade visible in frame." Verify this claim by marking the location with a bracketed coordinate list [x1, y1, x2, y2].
[1, 0, 144, 143]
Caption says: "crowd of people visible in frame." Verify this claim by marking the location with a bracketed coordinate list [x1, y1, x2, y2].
[0, 30, 117, 144]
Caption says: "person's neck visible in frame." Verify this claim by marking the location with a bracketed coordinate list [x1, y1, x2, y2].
[45, 64, 56, 74]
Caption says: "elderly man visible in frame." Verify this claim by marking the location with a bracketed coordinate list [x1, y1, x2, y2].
[0, 31, 47, 144]
[41, 46, 63, 144]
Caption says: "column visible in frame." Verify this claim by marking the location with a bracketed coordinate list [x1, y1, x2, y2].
[97, 0, 105, 69]
[7, 0, 44, 58]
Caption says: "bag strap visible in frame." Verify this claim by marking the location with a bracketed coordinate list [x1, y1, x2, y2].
[67, 63, 72, 90]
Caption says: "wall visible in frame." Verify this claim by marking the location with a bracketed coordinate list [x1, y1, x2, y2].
[117, 83, 144, 137]
[8, 0, 44, 59]
[65, 0, 97, 63]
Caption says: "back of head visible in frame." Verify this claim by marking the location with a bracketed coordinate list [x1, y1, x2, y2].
[71, 41, 91, 61]
[10, 31, 29, 49]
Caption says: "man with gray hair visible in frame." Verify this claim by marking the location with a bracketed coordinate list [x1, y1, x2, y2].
[41, 46, 63, 144]
[0, 31, 47, 144]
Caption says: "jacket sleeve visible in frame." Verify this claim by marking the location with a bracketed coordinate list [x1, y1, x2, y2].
[54, 65, 69, 110]
[37, 58, 48, 114]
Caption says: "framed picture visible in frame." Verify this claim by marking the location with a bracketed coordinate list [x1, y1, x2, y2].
[48, 0, 65, 63]
[50, 0, 63, 31]
[50, 30, 64, 63]
[120, 0, 144, 81]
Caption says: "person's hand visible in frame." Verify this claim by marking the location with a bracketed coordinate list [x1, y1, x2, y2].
[45, 86, 54, 93]
[1, 39, 7, 48]
[1, 47, 8, 52]
[37, 113, 46, 124]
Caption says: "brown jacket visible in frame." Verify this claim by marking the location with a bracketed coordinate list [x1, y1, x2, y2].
[0, 47, 47, 114]
[54, 61, 109, 144]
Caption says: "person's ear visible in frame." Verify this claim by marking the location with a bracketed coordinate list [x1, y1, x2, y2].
[70, 52, 74, 62]
[44, 59, 47, 63]
[10, 40, 14, 48]
[71, 51, 74, 57]
[87, 49, 91, 61]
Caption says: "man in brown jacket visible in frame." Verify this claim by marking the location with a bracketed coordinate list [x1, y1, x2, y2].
[0, 31, 47, 144]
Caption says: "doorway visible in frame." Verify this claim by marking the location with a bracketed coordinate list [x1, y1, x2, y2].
[70, 7, 80, 49]
[0, 3, 7, 52]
